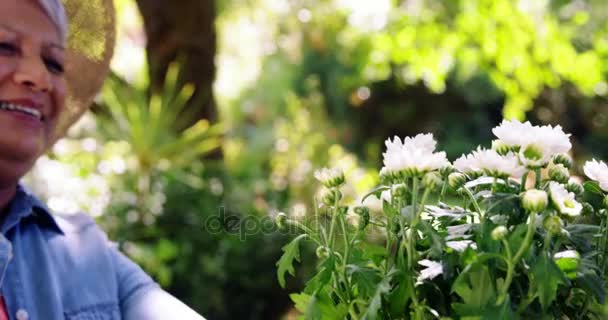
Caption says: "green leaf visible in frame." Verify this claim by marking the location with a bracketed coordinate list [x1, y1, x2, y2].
[507, 224, 529, 259]
[531, 253, 569, 310]
[290, 292, 348, 320]
[347, 265, 382, 298]
[387, 270, 412, 317]
[583, 181, 603, 194]
[564, 224, 600, 252]
[362, 269, 397, 320]
[419, 220, 445, 258]
[304, 256, 336, 294]
[277, 234, 308, 288]
[576, 270, 606, 304]
[383, 199, 398, 217]
[291, 293, 312, 314]
[452, 264, 496, 309]
[576, 256, 606, 304]
[452, 295, 514, 320]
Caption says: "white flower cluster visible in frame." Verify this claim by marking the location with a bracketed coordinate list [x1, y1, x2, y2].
[492, 120, 571, 168]
[454, 148, 525, 179]
[584, 159, 608, 192]
[382, 134, 449, 177]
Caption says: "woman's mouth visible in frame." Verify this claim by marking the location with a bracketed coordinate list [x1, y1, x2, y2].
[0, 101, 44, 121]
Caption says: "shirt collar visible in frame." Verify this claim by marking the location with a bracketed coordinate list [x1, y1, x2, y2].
[1, 184, 64, 235]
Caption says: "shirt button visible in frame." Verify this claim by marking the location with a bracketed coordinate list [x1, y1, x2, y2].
[16, 309, 28, 320]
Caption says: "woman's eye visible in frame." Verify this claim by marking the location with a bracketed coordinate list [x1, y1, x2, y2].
[44, 58, 64, 74]
[0, 42, 18, 55]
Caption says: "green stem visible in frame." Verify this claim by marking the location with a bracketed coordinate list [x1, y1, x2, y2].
[339, 215, 352, 301]
[384, 220, 392, 275]
[520, 171, 529, 193]
[513, 214, 537, 265]
[497, 239, 514, 305]
[601, 223, 608, 276]
[414, 187, 431, 226]
[498, 213, 537, 304]
[328, 189, 340, 250]
[597, 219, 605, 266]
[285, 220, 323, 246]
[439, 181, 448, 203]
[463, 187, 483, 223]
[543, 232, 553, 252]
[516, 292, 537, 314]
[407, 178, 420, 268]
[534, 168, 541, 189]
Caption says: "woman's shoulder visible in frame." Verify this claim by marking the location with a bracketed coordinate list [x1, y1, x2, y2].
[51, 212, 102, 234]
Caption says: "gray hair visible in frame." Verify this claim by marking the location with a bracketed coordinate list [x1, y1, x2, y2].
[36, 0, 68, 43]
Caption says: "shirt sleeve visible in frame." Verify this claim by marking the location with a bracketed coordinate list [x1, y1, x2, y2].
[109, 245, 206, 320]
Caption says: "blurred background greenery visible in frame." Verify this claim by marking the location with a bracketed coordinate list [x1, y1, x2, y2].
[22, 0, 608, 318]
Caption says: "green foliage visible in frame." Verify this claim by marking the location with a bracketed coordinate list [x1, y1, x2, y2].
[102, 63, 222, 176]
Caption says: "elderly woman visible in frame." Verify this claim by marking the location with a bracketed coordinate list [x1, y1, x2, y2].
[0, 0, 205, 319]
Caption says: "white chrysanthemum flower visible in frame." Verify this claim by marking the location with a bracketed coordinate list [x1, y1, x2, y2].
[492, 119, 571, 168]
[549, 182, 582, 217]
[314, 167, 345, 188]
[446, 240, 477, 252]
[492, 120, 535, 147]
[583, 159, 608, 192]
[453, 153, 482, 176]
[454, 148, 525, 179]
[382, 134, 448, 177]
[416, 259, 443, 284]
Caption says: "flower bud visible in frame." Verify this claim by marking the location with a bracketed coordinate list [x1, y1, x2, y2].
[321, 190, 342, 206]
[522, 189, 548, 212]
[582, 202, 594, 216]
[439, 165, 455, 177]
[491, 226, 508, 241]
[553, 154, 573, 169]
[379, 167, 396, 185]
[422, 172, 443, 190]
[314, 168, 345, 188]
[354, 206, 370, 230]
[316, 246, 330, 259]
[548, 164, 570, 183]
[393, 184, 408, 197]
[566, 181, 584, 196]
[492, 140, 511, 155]
[275, 212, 288, 230]
[544, 216, 563, 235]
[554, 250, 580, 279]
[448, 172, 467, 190]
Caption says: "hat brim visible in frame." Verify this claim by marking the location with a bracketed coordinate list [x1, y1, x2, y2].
[51, 0, 115, 144]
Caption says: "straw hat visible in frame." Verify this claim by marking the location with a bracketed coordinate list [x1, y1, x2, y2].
[52, 0, 115, 143]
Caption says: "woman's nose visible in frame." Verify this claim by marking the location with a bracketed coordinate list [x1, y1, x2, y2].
[13, 56, 53, 93]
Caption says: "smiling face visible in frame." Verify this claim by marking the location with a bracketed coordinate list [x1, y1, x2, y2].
[0, 0, 66, 188]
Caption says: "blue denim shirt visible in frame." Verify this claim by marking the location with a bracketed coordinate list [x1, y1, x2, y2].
[0, 185, 204, 320]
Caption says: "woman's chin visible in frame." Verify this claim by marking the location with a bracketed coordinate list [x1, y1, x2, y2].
[0, 136, 44, 163]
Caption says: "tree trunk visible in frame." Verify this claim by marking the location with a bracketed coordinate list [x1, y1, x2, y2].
[134, 0, 217, 128]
